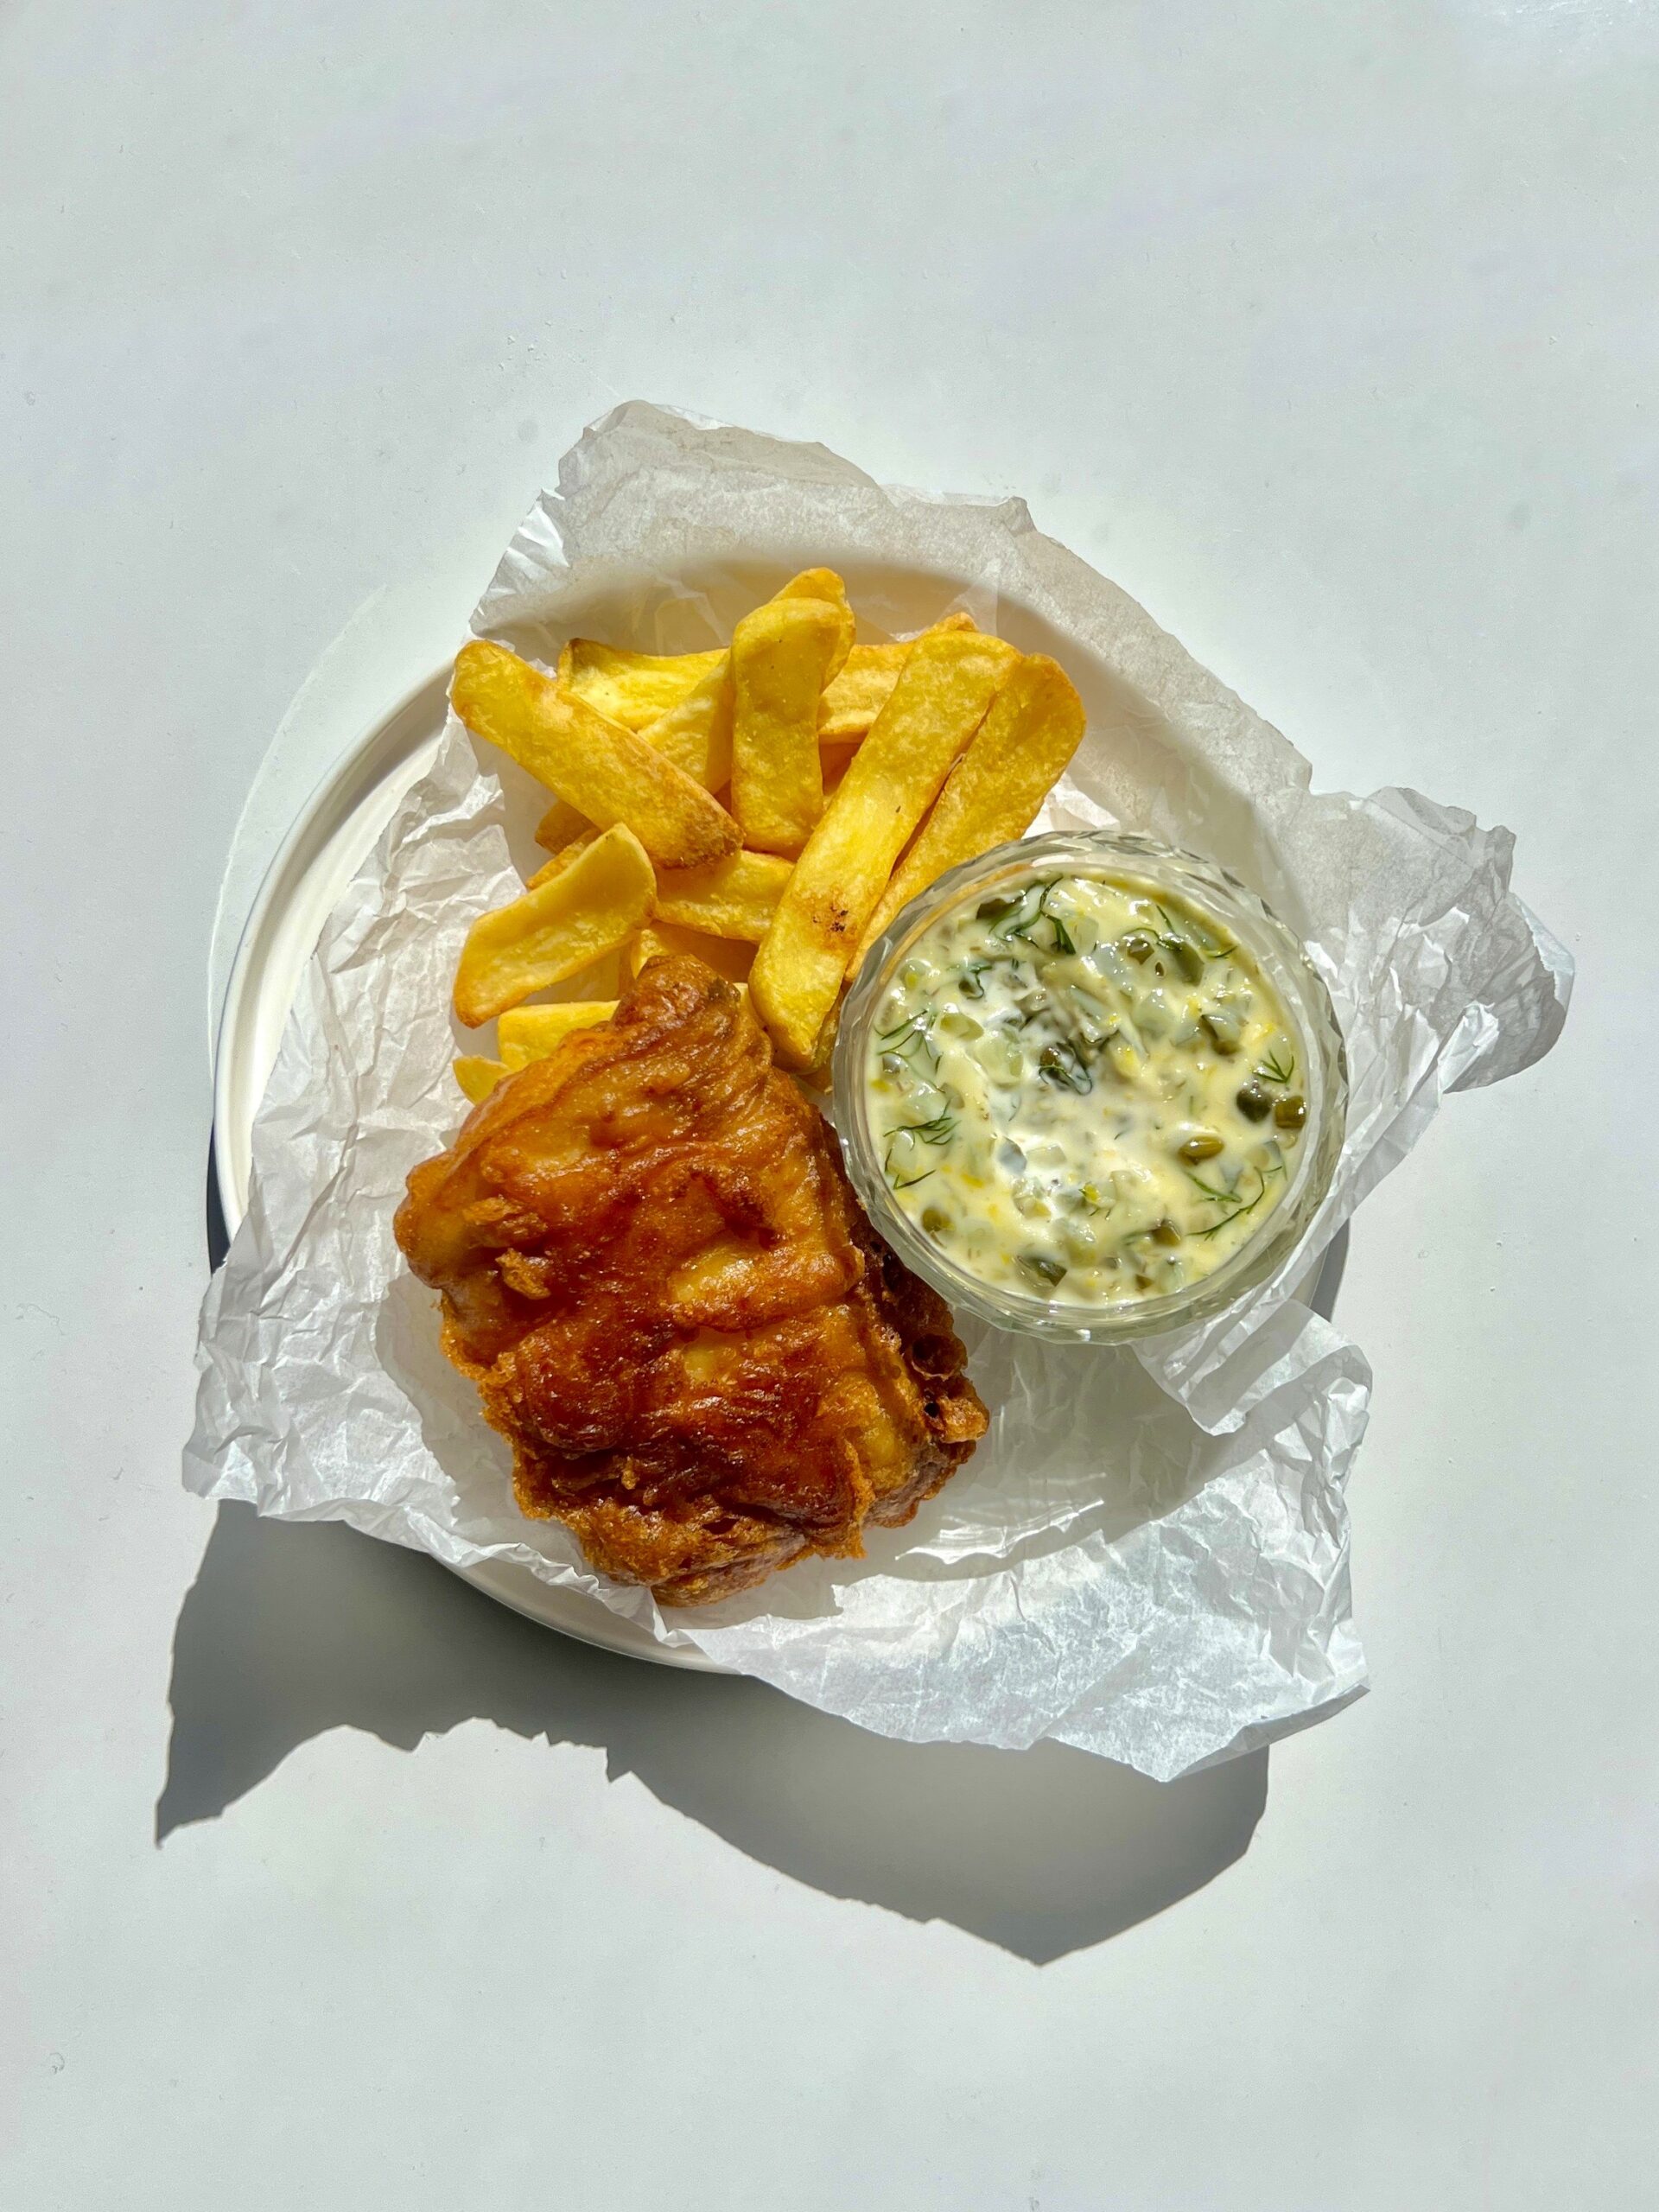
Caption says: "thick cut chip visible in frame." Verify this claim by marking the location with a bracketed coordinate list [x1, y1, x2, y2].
[498, 1002, 617, 1060]
[816, 613, 976, 744]
[634, 568, 851, 795]
[820, 747, 856, 801]
[556, 575, 848, 733]
[525, 828, 598, 888]
[534, 798, 593, 854]
[729, 598, 846, 855]
[798, 1003, 839, 1094]
[778, 567, 855, 681]
[638, 657, 734, 791]
[623, 921, 753, 984]
[454, 641, 737, 868]
[453, 823, 654, 1027]
[556, 641, 722, 729]
[854, 653, 1085, 963]
[454, 1055, 511, 1104]
[816, 642, 907, 746]
[748, 629, 1019, 1065]
[652, 848, 793, 943]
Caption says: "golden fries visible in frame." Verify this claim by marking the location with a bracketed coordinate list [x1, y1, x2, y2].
[748, 629, 1019, 1065]
[816, 642, 907, 746]
[453, 641, 738, 869]
[623, 921, 754, 984]
[816, 614, 976, 744]
[556, 641, 722, 729]
[651, 848, 793, 944]
[557, 582, 842, 711]
[456, 1020, 611, 1099]
[730, 598, 845, 854]
[629, 569, 852, 801]
[534, 798, 592, 854]
[442, 577, 1087, 1112]
[498, 1001, 616, 1058]
[780, 567, 855, 680]
[854, 654, 1085, 963]
[454, 1055, 511, 1104]
[453, 823, 654, 1027]
[637, 658, 734, 791]
[524, 828, 598, 888]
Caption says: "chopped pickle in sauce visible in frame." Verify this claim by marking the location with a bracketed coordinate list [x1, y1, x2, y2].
[862, 873, 1306, 1306]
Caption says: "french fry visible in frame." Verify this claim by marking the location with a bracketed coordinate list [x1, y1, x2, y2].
[453, 641, 738, 868]
[637, 658, 734, 790]
[454, 1055, 511, 1104]
[453, 823, 654, 1027]
[821, 737, 866, 799]
[816, 643, 907, 746]
[652, 848, 793, 943]
[729, 597, 846, 855]
[780, 567, 855, 681]
[748, 629, 1020, 1065]
[525, 828, 598, 888]
[498, 1001, 616, 1060]
[798, 1004, 839, 1094]
[623, 921, 754, 984]
[632, 568, 852, 794]
[557, 640, 722, 729]
[853, 654, 1085, 963]
[558, 575, 844, 711]
[534, 798, 592, 854]
[816, 613, 976, 744]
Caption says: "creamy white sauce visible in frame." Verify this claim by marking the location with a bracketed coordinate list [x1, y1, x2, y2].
[863, 873, 1307, 1306]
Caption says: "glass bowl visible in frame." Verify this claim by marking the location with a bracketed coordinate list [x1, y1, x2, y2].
[831, 829, 1348, 1344]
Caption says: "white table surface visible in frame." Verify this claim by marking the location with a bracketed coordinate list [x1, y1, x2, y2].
[4, 6, 1655, 2207]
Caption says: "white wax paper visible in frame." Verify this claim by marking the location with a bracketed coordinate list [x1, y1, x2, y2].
[186, 403, 1570, 1782]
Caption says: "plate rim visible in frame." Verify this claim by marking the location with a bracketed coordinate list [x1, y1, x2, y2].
[213, 652, 1345, 1688]
[210, 664, 723, 1674]
[213, 664, 448, 1230]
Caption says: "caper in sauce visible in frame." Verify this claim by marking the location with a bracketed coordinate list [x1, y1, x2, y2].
[863, 872, 1307, 1306]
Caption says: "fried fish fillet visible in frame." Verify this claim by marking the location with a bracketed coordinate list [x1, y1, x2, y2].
[394, 956, 988, 1605]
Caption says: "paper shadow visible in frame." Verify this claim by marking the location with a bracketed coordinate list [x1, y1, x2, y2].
[182, 1145, 1353, 1961]
[159, 1501, 1266, 1962]
[1309, 1220, 1348, 1321]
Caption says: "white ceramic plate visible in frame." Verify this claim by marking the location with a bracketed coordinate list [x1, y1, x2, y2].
[212, 669, 721, 1671]
[214, 664, 1341, 1678]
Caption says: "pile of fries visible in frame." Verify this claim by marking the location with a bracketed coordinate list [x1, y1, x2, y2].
[446, 569, 1087, 1103]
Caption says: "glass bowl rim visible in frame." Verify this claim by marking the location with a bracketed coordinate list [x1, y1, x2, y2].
[830, 828, 1350, 1344]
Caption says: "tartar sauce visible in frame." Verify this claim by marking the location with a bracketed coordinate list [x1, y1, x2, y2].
[863, 873, 1308, 1305]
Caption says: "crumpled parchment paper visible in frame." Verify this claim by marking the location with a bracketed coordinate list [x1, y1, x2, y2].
[186, 402, 1571, 1782]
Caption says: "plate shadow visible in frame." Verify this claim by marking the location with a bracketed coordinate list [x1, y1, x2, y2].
[178, 1143, 1354, 1962]
[159, 1501, 1266, 1963]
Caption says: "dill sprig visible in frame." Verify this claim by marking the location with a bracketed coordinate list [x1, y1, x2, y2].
[877, 1010, 940, 1078]
[1038, 1040, 1093, 1094]
[884, 1110, 957, 1188]
[1152, 899, 1234, 969]
[1185, 1162, 1285, 1238]
[899, 1110, 958, 1147]
[991, 878, 1077, 957]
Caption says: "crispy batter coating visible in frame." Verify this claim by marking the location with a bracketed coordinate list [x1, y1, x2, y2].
[394, 956, 988, 1605]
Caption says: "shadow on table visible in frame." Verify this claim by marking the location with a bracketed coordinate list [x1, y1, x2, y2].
[185, 1154, 1347, 1962]
[159, 1501, 1268, 1963]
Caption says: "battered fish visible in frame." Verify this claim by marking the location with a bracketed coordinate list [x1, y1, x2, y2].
[394, 956, 988, 1605]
